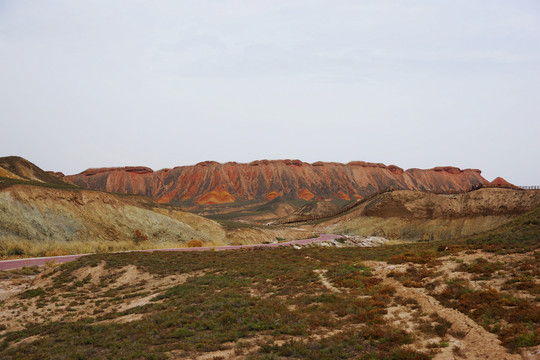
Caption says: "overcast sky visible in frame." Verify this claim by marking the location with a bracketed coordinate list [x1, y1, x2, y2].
[1, 0, 539, 184]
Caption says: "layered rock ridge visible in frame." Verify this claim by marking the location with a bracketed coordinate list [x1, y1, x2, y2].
[66, 160, 492, 206]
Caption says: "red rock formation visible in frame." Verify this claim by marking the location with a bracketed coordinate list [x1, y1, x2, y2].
[265, 191, 281, 201]
[336, 190, 351, 200]
[433, 166, 461, 174]
[491, 177, 519, 189]
[387, 165, 404, 175]
[298, 188, 315, 200]
[66, 160, 493, 205]
[197, 190, 236, 205]
[81, 167, 153, 176]
[47, 171, 65, 178]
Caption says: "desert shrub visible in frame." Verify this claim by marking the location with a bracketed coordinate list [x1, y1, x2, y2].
[387, 266, 434, 288]
[11, 266, 40, 276]
[7, 246, 24, 256]
[327, 263, 377, 289]
[458, 258, 503, 279]
[3, 225, 537, 359]
[449, 328, 466, 339]
[387, 251, 440, 266]
[415, 313, 451, 337]
[394, 296, 419, 307]
[503, 275, 537, 291]
[134, 229, 148, 244]
[434, 283, 540, 350]
[499, 324, 540, 352]
[259, 328, 427, 360]
[20, 287, 46, 299]
[187, 240, 203, 248]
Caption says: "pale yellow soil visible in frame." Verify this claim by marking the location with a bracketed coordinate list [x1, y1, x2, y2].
[0, 263, 206, 333]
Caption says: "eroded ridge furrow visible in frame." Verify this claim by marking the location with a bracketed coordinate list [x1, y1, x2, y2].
[370, 261, 522, 360]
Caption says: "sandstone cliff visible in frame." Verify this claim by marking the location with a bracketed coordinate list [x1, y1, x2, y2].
[66, 160, 491, 205]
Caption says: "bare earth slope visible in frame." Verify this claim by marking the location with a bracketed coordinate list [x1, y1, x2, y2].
[0, 184, 227, 246]
[65, 160, 490, 205]
[357, 188, 540, 219]
[317, 188, 540, 241]
[0, 184, 312, 257]
[0, 156, 69, 185]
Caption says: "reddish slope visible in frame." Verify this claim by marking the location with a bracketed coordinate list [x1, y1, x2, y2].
[490, 177, 520, 189]
[66, 160, 492, 205]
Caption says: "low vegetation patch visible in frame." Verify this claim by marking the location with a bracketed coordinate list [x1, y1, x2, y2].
[457, 257, 504, 280]
[0, 247, 433, 359]
[0, 205, 537, 358]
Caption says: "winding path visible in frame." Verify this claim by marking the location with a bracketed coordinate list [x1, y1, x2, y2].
[0, 234, 341, 270]
[366, 260, 521, 360]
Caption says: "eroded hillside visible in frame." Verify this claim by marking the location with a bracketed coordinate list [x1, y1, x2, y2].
[316, 188, 540, 241]
[0, 184, 311, 258]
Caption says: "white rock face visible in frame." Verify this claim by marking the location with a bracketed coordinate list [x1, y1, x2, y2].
[291, 235, 389, 249]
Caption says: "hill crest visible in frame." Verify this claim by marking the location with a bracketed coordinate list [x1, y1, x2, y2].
[66, 159, 493, 206]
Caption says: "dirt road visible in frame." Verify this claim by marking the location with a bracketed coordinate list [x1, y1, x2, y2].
[0, 234, 340, 270]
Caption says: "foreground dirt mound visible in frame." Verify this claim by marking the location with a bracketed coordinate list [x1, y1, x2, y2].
[66, 160, 492, 205]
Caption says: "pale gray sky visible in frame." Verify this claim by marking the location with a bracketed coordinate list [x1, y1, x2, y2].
[1, 0, 539, 185]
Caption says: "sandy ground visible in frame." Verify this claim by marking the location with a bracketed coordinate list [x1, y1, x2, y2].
[0, 262, 206, 333]
[367, 260, 522, 360]
[1, 249, 537, 359]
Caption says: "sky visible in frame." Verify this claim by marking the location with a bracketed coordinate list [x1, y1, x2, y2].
[1, 0, 539, 185]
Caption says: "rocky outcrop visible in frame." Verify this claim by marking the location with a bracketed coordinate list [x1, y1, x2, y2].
[66, 160, 498, 205]
[81, 167, 153, 176]
[491, 177, 519, 189]
[46, 171, 66, 178]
